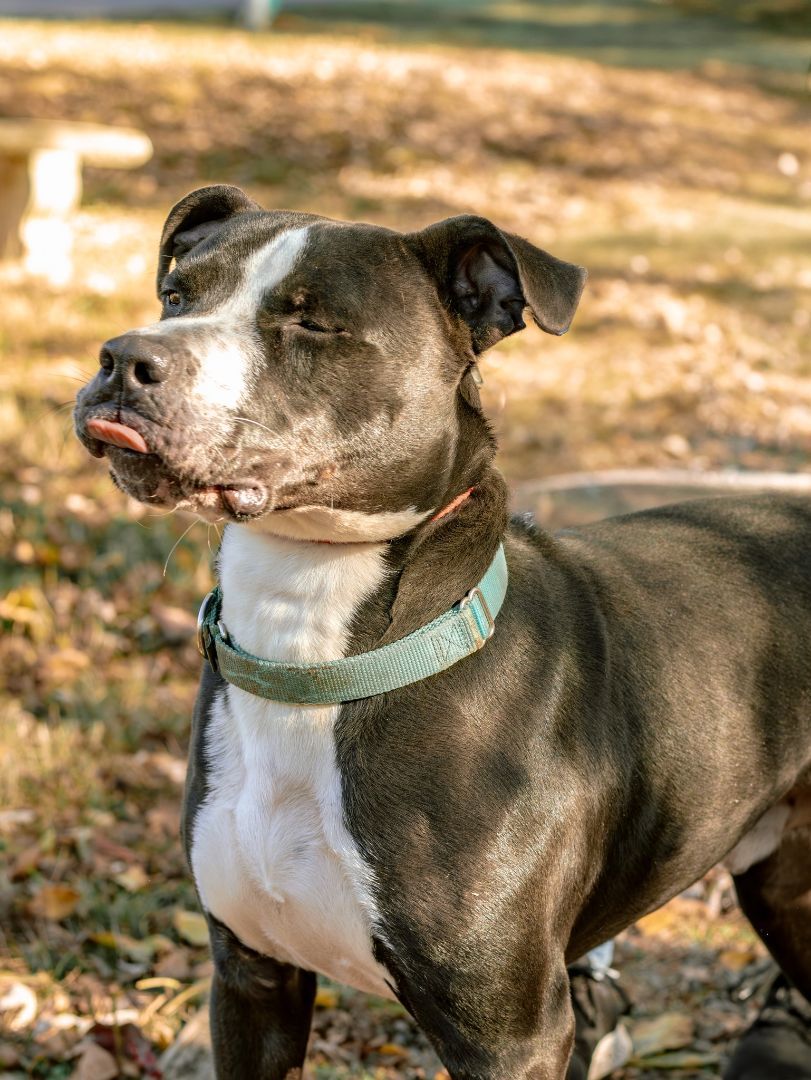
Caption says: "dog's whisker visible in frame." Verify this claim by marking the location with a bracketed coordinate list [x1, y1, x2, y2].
[145, 506, 181, 520]
[56, 417, 76, 460]
[206, 522, 223, 558]
[135, 507, 180, 527]
[233, 416, 275, 437]
[162, 519, 199, 577]
[30, 399, 76, 424]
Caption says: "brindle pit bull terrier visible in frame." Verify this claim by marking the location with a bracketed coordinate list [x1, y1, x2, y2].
[75, 185, 811, 1080]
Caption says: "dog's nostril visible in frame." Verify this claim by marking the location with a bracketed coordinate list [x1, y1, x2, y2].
[133, 360, 158, 386]
[98, 335, 170, 388]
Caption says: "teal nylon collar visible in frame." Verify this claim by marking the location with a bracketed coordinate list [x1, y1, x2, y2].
[197, 543, 508, 705]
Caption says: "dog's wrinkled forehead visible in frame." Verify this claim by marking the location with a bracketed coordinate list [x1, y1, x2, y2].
[161, 212, 420, 330]
[155, 183, 588, 360]
[167, 216, 309, 312]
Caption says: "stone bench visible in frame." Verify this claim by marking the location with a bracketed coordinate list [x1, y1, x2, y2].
[0, 118, 153, 284]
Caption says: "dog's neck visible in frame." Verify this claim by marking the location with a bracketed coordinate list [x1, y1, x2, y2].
[217, 462, 508, 664]
[218, 527, 388, 664]
[218, 379, 507, 660]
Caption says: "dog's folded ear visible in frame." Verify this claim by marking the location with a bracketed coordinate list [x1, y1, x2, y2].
[408, 216, 587, 353]
[156, 185, 261, 296]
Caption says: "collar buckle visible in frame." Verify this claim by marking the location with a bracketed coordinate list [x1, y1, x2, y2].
[196, 590, 220, 671]
[459, 584, 495, 645]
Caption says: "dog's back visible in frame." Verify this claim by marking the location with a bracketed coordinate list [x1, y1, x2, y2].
[545, 493, 811, 952]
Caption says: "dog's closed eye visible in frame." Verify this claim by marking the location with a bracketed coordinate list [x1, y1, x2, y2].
[292, 318, 347, 335]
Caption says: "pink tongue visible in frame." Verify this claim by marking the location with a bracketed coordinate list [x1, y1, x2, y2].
[86, 418, 149, 454]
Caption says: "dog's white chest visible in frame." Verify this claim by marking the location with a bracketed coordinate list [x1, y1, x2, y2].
[190, 528, 394, 999]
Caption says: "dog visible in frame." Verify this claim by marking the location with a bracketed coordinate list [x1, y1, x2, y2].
[75, 184, 811, 1079]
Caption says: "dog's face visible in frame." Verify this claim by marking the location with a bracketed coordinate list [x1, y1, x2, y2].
[75, 185, 585, 541]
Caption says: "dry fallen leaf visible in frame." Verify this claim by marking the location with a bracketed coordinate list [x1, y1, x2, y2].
[719, 946, 758, 971]
[154, 947, 191, 981]
[589, 1023, 634, 1080]
[0, 1041, 21, 1067]
[378, 1042, 410, 1058]
[630, 1012, 694, 1058]
[41, 647, 91, 686]
[114, 864, 150, 893]
[89, 1022, 164, 1079]
[314, 986, 340, 1008]
[634, 908, 677, 937]
[71, 1040, 118, 1080]
[152, 603, 197, 643]
[90, 931, 173, 963]
[630, 1049, 720, 1070]
[145, 802, 181, 838]
[10, 840, 44, 880]
[91, 833, 140, 864]
[172, 909, 209, 947]
[0, 980, 37, 1031]
[0, 808, 36, 831]
[29, 883, 81, 921]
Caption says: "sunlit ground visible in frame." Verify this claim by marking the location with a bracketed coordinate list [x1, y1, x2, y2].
[0, 8, 809, 1077]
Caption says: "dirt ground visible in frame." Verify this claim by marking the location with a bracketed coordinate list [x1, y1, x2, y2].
[0, 5, 809, 1077]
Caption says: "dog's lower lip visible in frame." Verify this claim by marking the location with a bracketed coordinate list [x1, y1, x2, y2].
[221, 487, 268, 516]
[193, 483, 270, 518]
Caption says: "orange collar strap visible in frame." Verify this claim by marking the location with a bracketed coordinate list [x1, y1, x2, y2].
[311, 486, 476, 544]
[430, 486, 475, 524]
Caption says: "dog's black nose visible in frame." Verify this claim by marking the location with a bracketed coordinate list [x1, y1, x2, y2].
[99, 334, 172, 388]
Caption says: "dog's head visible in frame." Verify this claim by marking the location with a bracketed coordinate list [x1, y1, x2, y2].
[75, 185, 585, 541]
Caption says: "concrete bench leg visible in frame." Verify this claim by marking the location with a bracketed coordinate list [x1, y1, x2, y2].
[0, 154, 29, 260]
[0, 147, 81, 285]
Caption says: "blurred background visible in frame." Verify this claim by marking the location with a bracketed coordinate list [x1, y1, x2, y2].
[0, 2, 809, 1077]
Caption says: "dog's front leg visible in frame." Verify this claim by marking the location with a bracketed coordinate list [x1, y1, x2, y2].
[386, 951, 576, 1080]
[440, 971, 575, 1080]
[208, 916, 316, 1079]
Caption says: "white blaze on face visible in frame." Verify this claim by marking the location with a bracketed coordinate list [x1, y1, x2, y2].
[188, 325, 251, 409]
[133, 225, 311, 410]
[191, 225, 310, 408]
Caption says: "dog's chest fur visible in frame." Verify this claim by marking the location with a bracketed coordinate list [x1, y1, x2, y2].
[190, 526, 394, 998]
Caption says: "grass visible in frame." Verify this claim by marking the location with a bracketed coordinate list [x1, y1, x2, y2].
[0, 7, 808, 1076]
[277, 0, 811, 77]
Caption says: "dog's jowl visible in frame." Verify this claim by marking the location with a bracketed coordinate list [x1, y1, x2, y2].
[75, 185, 811, 1080]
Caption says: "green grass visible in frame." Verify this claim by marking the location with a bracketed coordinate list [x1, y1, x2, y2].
[276, 0, 811, 78]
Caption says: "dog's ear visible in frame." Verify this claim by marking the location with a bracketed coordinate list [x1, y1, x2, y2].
[408, 215, 586, 353]
[156, 185, 261, 296]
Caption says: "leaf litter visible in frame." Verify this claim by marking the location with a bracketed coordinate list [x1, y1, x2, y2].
[0, 9, 808, 1078]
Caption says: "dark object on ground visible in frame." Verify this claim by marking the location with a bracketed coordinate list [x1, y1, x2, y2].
[567, 966, 631, 1080]
[725, 975, 811, 1079]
